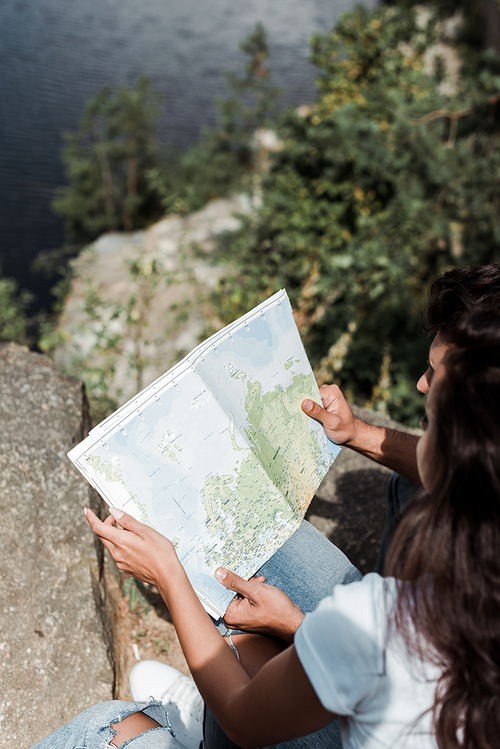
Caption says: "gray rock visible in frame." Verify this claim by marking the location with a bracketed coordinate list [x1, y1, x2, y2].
[307, 406, 421, 574]
[54, 194, 255, 407]
[0, 344, 113, 748]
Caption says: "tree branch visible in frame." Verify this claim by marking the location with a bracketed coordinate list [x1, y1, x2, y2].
[412, 95, 500, 126]
[411, 95, 500, 148]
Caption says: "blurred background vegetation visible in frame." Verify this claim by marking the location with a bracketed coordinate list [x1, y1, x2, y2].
[3, 0, 500, 427]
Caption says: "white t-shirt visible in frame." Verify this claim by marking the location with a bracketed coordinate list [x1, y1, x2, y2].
[294, 573, 441, 749]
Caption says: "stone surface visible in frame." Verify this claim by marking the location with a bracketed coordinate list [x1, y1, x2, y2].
[0, 344, 114, 748]
[54, 194, 254, 407]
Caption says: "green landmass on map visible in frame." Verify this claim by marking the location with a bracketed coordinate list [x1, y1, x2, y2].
[86, 454, 151, 524]
[86, 454, 125, 484]
[243, 371, 328, 515]
[229, 414, 244, 452]
[201, 453, 300, 571]
[134, 498, 154, 526]
[201, 369, 332, 573]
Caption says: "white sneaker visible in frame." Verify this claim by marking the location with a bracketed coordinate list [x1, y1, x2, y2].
[129, 660, 204, 749]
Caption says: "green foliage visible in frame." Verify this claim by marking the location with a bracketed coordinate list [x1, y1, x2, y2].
[212, 20, 284, 155]
[149, 22, 284, 213]
[51, 25, 283, 254]
[48, 9, 500, 427]
[123, 575, 151, 615]
[0, 272, 33, 345]
[52, 75, 165, 244]
[212, 4, 500, 425]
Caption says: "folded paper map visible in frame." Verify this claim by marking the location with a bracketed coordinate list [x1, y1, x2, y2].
[68, 290, 340, 618]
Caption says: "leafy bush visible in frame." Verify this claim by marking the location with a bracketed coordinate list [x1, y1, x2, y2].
[212, 3, 500, 425]
[0, 272, 32, 345]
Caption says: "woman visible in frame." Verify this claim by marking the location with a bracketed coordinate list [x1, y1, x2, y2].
[32, 313, 500, 748]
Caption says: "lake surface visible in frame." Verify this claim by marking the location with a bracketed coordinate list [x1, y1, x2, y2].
[0, 0, 376, 308]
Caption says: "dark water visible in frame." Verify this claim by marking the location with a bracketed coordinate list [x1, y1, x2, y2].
[0, 0, 376, 309]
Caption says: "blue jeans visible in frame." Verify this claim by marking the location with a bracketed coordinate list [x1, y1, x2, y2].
[212, 519, 362, 636]
[374, 473, 419, 575]
[205, 519, 362, 749]
[30, 700, 183, 748]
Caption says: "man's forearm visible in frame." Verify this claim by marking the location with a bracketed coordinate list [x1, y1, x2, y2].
[346, 419, 421, 485]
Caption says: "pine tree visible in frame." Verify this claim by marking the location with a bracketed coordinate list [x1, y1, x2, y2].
[177, 22, 284, 210]
[52, 75, 164, 244]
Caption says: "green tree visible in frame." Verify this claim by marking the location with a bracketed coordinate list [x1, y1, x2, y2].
[0, 271, 32, 345]
[209, 20, 284, 164]
[153, 22, 284, 214]
[212, 3, 500, 425]
[52, 75, 165, 244]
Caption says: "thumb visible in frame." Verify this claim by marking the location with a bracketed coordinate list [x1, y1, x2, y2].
[215, 568, 255, 598]
[302, 398, 327, 423]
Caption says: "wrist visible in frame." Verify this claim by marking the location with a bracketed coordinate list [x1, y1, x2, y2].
[152, 546, 183, 591]
[343, 415, 366, 448]
[281, 608, 305, 645]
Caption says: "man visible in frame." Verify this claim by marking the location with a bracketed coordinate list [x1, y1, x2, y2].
[220, 263, 500, 628]
[302, 261, 500, 574]
[130, 261, 500, 749]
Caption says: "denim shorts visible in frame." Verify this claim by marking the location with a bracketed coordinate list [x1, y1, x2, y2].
[204, 519, 362, 749]
[29, 700, 186, 749]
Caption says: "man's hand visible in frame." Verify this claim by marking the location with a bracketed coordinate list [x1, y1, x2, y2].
[302, 383, 358, 445]
[303, 383, 421, 483]
[85, 506, 179, 587]
[216, 568, 305, 644]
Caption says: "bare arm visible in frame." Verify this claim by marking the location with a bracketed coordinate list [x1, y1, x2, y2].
[302, 384, 421, 485]
[87, 508, 335, 749]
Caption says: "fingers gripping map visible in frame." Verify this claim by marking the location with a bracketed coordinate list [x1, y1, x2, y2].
[69, 290, 341, 617]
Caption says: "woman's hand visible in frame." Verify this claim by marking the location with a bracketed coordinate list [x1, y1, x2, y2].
[216, 568, 305, 644]
[85, 506, 179, 587]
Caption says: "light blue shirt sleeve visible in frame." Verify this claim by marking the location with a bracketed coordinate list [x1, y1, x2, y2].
[294, 573, 391, 716]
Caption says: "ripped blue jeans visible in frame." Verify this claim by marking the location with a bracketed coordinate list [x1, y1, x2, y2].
[29, 700, 185, 749]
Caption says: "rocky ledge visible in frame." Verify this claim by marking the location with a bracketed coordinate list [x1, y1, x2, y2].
[0, 344, 117, 748]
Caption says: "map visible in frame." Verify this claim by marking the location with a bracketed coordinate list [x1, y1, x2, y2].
[68, 290, 341, 618]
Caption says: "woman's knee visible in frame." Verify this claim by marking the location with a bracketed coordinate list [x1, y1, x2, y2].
[110, 712, 161, 747]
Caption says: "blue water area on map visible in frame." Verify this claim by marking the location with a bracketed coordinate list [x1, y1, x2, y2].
[195, 298, 311, 427]
[233, 316, 277, 362]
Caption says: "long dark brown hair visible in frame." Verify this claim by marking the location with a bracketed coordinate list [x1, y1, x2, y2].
[385, 313, 500, 748]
